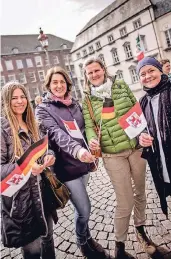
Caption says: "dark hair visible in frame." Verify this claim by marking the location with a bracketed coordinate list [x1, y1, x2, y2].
[44, 66, 72, 95]
[159, 59, 170, 66]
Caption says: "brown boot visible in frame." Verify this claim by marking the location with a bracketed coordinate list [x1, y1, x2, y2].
[136, 225, 157, 256]
[115, 241, 135, 259]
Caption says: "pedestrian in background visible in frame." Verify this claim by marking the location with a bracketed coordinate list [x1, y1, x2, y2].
[82, 57, 159, 259]
[35, 66, 111, 259]
[159, 58, 171, 82]
[35, 95, 42, 106]
[137, 57, 171, 217]
[1, 81, 56, 259]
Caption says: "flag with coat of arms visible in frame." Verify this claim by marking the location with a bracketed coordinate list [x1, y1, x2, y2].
[136, 35, 144, 61]
[62, 119, 83, 139]
[118, 102, 147, 139]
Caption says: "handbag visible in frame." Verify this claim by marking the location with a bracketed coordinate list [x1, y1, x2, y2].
[85, 95, 102, 158]
[42, 167, 70, 211]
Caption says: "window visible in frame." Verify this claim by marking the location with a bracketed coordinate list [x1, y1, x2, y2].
[79, 63, 83, 77]
[76, 52, 81, 59]
[89, 45, 94, 54]
[16, 60, 23, 69]
[123, 42, 133, 59]
[120, 27, 127, 37]
[38, 70, 45, 81]
[8, 74, 16, 81]
[18, 73, 27, 84]
[70, 65, 75, 76]
[133, 19, 141, 30]
[29, 72, 36, 83]
[53, 56, 59, 65]
[12, 48, 19, 54]
[108, 34, 114, 43]
[62, 44, 67, 49]
[36, 46, 42, 51]
[26, 58, 33, 68]
[0, 62, 3, 72]
[35, 56, 43, 67]
[140, 35, 147, 51]
[165, 29, 171, 48]
[96, 41, 101, 50]
[111, 48, 119, 64]
[82, 49, 88, 57]
[129, 66, 139, 83]
[44, 57, 49, 66]
[98, 54, 105, 64]
[1, 76, 6, 87]
[116, 70, 124, 80]
[5, 60, 13, 70]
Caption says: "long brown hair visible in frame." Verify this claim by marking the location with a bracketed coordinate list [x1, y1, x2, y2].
[44, 66, 72, 96]
[83, 57, 113, 91]
[1, 81, 40, 161]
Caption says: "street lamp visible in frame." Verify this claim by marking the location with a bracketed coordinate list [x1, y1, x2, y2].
[38, 27, 50, 67]
[60, 43, 78, 100]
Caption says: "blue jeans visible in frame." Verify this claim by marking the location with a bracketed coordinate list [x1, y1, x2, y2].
[21, 215, 55, 259]
[64, 174, 91, 245]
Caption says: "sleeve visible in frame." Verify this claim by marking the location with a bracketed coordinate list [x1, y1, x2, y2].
[35, 106, 82, 158]
[0, 127, 22, 182]
[82, 97, 98, 143]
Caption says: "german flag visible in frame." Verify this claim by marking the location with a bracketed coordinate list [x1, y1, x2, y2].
[101, 98, 115, 120]
[1, 135, 48, 197]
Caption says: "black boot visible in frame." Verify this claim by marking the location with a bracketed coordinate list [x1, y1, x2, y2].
[79, 238, 112, 259]
[115, 241, 135, 259]
[135, 225, 157, 256]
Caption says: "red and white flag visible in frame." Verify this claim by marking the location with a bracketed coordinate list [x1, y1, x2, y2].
[118, 102, 147, 139]
[135, 35, 144, 61]
[62, 119, 83, 139]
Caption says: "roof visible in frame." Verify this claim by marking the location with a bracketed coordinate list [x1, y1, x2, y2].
[151, 0, 171, 18]
[1, 34, 73, 55]
[71, 0, 152, 53]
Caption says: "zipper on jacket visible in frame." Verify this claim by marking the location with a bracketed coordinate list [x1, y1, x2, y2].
[9, 196, 15, 218]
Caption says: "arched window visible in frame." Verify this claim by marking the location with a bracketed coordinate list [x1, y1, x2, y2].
[98, 54, 105, 64]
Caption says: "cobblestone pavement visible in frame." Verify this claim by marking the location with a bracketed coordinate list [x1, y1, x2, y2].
[1, 160, 171, 259]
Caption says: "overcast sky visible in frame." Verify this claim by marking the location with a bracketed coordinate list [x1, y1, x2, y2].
[1, 0, 115, 42]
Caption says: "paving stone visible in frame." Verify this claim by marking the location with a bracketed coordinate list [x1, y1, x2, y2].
[96, 231, 108, 240]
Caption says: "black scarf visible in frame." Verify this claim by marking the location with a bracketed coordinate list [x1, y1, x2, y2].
[141, 75, 171, 216]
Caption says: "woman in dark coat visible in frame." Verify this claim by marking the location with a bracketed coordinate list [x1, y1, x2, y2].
[1, 81, 56, 259]
[137, 57, 171, 217]
[35, 66, 111, 259]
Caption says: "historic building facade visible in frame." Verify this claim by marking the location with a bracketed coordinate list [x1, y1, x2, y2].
[1, 34, 82, 101]
[71, 0, 171, 99]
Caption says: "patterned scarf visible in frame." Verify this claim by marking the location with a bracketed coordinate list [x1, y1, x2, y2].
[90, 78, 113, 100]
[50, 92, 72, 106]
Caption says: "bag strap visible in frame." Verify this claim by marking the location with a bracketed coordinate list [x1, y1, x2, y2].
[85, 95, 100, 132]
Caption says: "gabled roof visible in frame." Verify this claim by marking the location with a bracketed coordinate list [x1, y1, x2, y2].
[1, 34, 73, 55]
[71, 0, 152, 53]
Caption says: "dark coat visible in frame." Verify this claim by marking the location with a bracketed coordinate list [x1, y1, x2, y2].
[35, 94, 92, 182]
[140, 75, 171, 216]
[0, 117, 53, 248]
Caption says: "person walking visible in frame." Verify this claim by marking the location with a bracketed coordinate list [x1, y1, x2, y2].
[82, 57, 158, 259]
[1, 81, 56, 259]
[35, 66, 111, 259]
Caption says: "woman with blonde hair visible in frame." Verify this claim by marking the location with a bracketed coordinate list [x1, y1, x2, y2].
[35, 66, 111, 259]
[1, 81, 56, 259]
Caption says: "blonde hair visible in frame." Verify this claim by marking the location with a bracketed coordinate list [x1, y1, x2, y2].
[1, 81, 40, 161]
[44, 66, 72, 96]
[35, 95, 42, 105]
[83, 56, 113, 90]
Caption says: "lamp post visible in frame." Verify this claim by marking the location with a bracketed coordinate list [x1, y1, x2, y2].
[38, 27, 50, 68]
[60, 43, 78, 100]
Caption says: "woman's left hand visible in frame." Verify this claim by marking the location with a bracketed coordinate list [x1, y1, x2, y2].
[43, 155, 56, 167]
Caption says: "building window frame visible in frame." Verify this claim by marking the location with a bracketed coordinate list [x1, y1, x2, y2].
[89, 45, 94, 54]
[96, 41, 102, 50]
[26, 58, 33, 68]
[29, 72, 36, 83]
[116, 70, 124, 80]
[53, 55, 59, 65]
[16, 59, 24, 69]
[79, 63, 83, 77]
[129, 66, 139, 83]
[76, 52, 81, 59]
[38, 70, 45, 82]
[8, 74, 16, 82]
[18, 73, 27, 84]
[165, 28, 171, 48]
[35, 56, 43, 67]
[133, 19, 142, 30]
[82, 49, 88, 57]
[108, 34, 114, 44]
[5, 60, 14, 71]
[1, 76, 6, 87]
[98, 54, 105, 64]
[123, 42, 133, 59]
[111, 48, 120, 64]
[120, 27, 127, 37]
